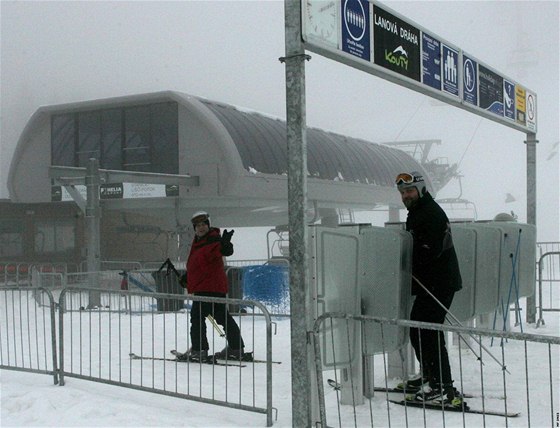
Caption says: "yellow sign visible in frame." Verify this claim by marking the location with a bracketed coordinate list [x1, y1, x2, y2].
[515, 86, 526, 125]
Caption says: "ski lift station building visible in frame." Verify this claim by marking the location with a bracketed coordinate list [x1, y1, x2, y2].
[5, 90, 430, 263]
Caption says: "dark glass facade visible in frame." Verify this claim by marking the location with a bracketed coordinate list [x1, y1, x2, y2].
[0, 219, 24, 257]
[51, 102, 178, 173]
[34, 218, 75, 255]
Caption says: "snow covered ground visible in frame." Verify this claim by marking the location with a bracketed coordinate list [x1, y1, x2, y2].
[1, 290, 558, 427]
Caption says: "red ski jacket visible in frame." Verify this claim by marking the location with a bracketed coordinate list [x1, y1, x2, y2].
[186, 228, 230, 294]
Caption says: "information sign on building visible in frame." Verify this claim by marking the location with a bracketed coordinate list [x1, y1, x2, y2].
[301, 0, 537, 133]
[503, 79, 516, 121]
[422, 33, 441, 90]
[526, 91, 537, 132]
[342, 0, 370, 61]
[52, 183, 178, 202]
[442, 44, 459, 96]
[515, 86, 527, 125]
[479, 64, 504, 116]
[100, 183, 124, 199]
[372, 4, 420, 81]
[462, 54, 478, 106]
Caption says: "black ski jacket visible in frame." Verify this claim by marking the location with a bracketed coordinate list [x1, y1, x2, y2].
[405, 192, 462, 296]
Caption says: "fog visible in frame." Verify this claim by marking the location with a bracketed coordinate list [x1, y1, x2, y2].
[1, 0, 558, 242]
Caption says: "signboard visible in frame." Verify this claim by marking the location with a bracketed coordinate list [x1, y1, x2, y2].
[462, 54, 478, 106]
[372, 4, 420, 82]
[342, 0, 370, 60]
[51, 185, 86, 202]
[422, 33, 441, 90]
[503, 79, 516, 120]
[526, 91, 537, 131]
[479, 64, 504, 116]
[515, 86, 527, 125]
[442, 44, 459, 96]
[52, 183, 179, 202]
[100, 183, 124, 199]
[301, 0, 537, 133]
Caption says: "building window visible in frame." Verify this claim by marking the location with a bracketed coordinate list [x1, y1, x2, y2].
[78, 111, 101, 167]
[51, 102, 178, 174]
[124, 106, 151, 171]
[52, 115, 76, 166]
[101, 109, 123, 170]
[151, 102, 179, 174]
[34, 219, 75, 255]
[0, 219, 24, 257]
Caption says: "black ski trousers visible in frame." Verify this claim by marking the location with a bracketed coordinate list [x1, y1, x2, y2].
[409, 290, 455, 387]
[190, 292, 244, 351]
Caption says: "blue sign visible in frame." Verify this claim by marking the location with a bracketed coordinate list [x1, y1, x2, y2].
[422, 33, 441, 90]
[462, 54, 478, 106]
[442, 44, 459, 96]
[503, 80, 515, 120]
[342, 0, 370, 61]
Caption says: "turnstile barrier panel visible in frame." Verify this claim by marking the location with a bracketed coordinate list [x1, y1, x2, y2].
[359, 226, 412, 355]
[449, 225, 476, 322]
[462, 223, 501, 315]
[493, 222, 537, 302]
[310, 226, 361, 367]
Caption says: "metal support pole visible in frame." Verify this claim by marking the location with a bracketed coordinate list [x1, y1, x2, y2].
[525, 134, 538, 323]
[86, 158, 101, 308]
[283, 1, 310, 426]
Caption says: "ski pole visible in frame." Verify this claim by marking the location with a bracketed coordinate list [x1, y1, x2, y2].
[412, 275, 510, 374]
[207, 315, 226, 337]
[158, 259, 225, 338]
[158, 258, 182, 278]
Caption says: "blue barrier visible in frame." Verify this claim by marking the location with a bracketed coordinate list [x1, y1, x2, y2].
[242, 265, 289, 307]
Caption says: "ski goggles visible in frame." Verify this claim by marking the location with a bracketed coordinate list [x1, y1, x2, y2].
[395, 172, 423, 185]
[191, 214, 209, 225]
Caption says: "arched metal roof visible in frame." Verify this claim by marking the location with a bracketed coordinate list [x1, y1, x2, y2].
[201, 99, 431, 189]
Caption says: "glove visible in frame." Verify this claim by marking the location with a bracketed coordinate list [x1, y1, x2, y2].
[179, 272, 187, 289]
[220, 229, 234, 256]
[221, 229, 234, 244]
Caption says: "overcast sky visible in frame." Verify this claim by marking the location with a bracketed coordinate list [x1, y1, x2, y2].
[1, 0, 558, 240]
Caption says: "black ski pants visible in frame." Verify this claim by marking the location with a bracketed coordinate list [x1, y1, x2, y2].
[190, 292, 244, 351]
[409, 290, 455, 387]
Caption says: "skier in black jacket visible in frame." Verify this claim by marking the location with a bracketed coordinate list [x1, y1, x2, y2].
[396, 171, 463, 406]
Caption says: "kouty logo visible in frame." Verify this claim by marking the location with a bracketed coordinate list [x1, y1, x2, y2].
[385, 45, 408, 70]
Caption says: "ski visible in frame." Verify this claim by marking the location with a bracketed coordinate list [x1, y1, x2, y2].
[327, 379, 341, 390]
[328, 379, 500, 399]
[388, 399, 520, 418]
[129, 352, 245, 367]
[372, 385, 474, 399]
[169, 350, 247, 367]
[211, 351, 282, 365]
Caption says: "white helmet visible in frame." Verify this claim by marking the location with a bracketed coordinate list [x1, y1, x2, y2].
[191, 211, 210, 228]
[395, 171, 427, 197]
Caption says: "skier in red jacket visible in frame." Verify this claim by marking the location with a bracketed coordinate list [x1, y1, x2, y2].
[178, 211, 245, 361]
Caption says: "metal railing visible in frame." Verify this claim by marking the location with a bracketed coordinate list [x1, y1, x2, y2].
[0, 284, 275, 426]
[0, 262, 74, 286]
[536, 251, 560, 327]
[0, 286, 58, 384]
[311, 312, 559, 428]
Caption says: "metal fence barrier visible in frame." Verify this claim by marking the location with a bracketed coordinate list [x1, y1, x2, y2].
[536, 251, 560, 327]
[312, 312, 559, 428]
[0, 284, 275, 426]
[0, 286, 58, 384]
[0, 262, 76, 286]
